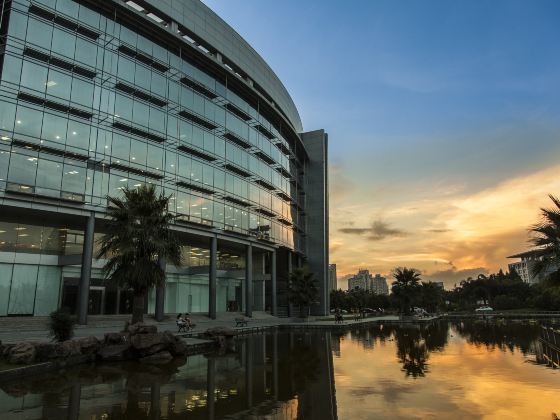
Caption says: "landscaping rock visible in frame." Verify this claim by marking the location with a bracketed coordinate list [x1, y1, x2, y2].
[75, 336, 100, 355]
[162, 331, 188, 356]
[98, 344, 130, 362]
[34, 343, 61, 361]
[130, 332, 167, 356]
[8, 342, 36, 364]
[128, 323, 157, 335]
[104, 332, 129, 345]
[2, 343, 14, 359]
[139, 351, 173, 364]
[60, 339, 82, 357]
[204, 327, 237, 338]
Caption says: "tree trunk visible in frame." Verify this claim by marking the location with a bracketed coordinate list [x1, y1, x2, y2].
[131, 293, 145, 324]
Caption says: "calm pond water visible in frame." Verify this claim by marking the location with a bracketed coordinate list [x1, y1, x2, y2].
[1, 320, 559, 419]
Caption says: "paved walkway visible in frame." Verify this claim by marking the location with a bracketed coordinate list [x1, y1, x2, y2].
[0, 313, 409, 344]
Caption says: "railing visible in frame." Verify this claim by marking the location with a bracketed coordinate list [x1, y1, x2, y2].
[444, 311, 560, 318]
[541, 325, 560, 346]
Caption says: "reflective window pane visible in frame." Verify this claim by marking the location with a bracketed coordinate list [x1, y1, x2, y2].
[15, 106, 42, 138]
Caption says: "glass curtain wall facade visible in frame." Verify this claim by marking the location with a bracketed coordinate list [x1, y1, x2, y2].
[0, 0, 328, 318]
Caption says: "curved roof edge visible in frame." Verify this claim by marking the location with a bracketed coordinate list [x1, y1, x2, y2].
[144, 0, 303, 133]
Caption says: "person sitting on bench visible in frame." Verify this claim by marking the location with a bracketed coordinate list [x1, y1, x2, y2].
[334, 309, 344, 324]
[184, 315, 195, 330]
[235, 317, 248, 327]
[177, 313, 188, 332]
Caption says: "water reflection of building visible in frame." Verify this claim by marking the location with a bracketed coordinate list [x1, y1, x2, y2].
[0, 331, 338, 419]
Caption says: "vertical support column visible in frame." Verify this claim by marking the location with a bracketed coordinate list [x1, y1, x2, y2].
[115, 289, 121, 315]
[155, 258, 166, 322]
[287, 251, 293, 317]
[271, 250, 277, 316]
[288, 251, 293, 274]
[209, 235, 217, 319]
[77, 212, 95, 325]
[245, 243, 253, 318]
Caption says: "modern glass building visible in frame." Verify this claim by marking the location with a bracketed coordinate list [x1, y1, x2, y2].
[0, 0, 329, 321]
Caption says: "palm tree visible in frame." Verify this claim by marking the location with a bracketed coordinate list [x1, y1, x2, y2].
[391, 267, 422, 315]
[288, 267, 319, 318]
[97, 185, 181, 324]
[530, 194, 560, 286]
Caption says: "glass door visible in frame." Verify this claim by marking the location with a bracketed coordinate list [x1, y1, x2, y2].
[88, 286, 105, 315]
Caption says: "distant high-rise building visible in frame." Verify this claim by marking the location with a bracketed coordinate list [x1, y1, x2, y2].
[347, 270, 389, 295]
[507, 250, 554, 284]
[348, 269, 371, 291]
[371, 274, 389, 295]
[329, 264, 338, 291]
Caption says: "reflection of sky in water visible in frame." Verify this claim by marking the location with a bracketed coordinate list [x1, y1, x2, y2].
[334, 322, 560, 419]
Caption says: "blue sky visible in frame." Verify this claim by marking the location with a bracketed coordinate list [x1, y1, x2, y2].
[203, 0, 560, 286]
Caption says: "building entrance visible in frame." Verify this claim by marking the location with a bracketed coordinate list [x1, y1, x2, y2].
[61, 278, 133, 315]
[88, 287, 105, 315]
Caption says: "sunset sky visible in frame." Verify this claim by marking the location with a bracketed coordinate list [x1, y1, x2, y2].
[204, 0, 560, 288]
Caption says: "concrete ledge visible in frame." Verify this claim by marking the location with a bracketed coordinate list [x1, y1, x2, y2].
[0, 354, 94, 384]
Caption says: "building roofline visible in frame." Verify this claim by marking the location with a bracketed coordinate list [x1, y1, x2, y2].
[507, 250, 542, 259]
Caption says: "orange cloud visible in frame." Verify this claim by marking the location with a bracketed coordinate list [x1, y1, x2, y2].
[330, 164, 560, 286]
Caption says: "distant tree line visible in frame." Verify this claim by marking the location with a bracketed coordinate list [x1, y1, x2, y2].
[331, 267, 560, 314]
[443, 270, 557, 311]
[330, 267, 445, 314]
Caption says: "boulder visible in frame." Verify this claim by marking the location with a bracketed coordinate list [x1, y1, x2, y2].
[8, 342, 36, 364]
[204, 327, 237, 338]
[128, 323, 157, 336]
[162, 331, 188, 356]
[2, 343, 14, 359]
[34, 343, 62, 361]
[139, 351, 173, 364]
[75, 336, 100, 355]
[130, 332, 168, 356]
[104, 332, 129, 345]
[60, 339, 82, 357]
[97, 344, 131, 362]
[34, 340, 83, 361]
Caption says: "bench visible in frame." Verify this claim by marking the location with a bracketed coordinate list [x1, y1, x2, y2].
[177, 320, 195, 333]
[235, 317, 248, 327]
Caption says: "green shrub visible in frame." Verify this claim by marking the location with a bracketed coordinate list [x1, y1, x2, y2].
[534, 287, 560, 310]
[493, 295, 522, 310]
[48, 309, 75, 342]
